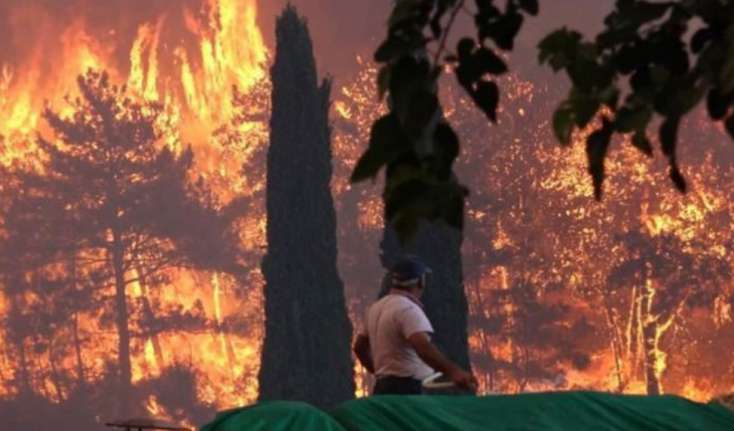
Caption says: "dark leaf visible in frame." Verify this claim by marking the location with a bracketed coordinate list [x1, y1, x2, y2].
[568, 56, 604, 92]
[433, 122, 460, 179]
[595, 15, 639, 48]
[631, 1, 673, 24]
[384, 168, 468, 242]
[538, 28, 582, 70]
[670, 163, 687, 193]
[553, 105, 575, 145]
[471, 81, 500, 122]
[615, 43, 651, 75]
[377, 66, 391, 101]
[476, 47, 508, 75]
[630, 66, 653, 93]
[403, 90, 440, 137]
[691, 28, 713, 53]
[375, 38, 400, 63]
[442, 182, 469, 230]
[486, 9, 524, 50]
[430, 1, 448, 39]
[599, 86, 620, 110]
[726, 115, 734, 141]
[389, 57, 433, 119]
[570, 91, 600, 127]
[631, 131, 654, 157]
[374, 33, 424, 63]
[457, 37, 476, 61]
[723, 56, 734, 94]
[518, 0, 539, 15]
[615, 105, 652, 133]
[652, 36, 689, 75]
[707, 87, 730, 120]
[350, 114, 409, 183]
[388, 0, 425, 27]
[659, 116, 680, 157]
[474, 0, 498, 16]
[386, 179, 432, 241]
[586, 119, 613, 200]
[656, 81, 705, 116]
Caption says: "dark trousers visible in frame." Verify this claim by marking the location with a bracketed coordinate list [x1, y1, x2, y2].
[373, 376, 423, 395]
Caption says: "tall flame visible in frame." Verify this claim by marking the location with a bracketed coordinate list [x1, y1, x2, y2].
[1, 1, 733, 426]
[0, 0, 269, 415]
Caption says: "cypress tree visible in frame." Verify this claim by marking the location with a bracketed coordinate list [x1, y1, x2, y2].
[258, 6, 354, 407]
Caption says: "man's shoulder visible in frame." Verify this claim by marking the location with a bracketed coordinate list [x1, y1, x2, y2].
[384, 296, 431, 324]
[376, 293, 417, 310]
[368, 294, 414, 318]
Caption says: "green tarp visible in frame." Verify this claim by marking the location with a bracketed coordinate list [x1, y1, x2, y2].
[201, 391, 734, 431]
[200, 401, 344, 431]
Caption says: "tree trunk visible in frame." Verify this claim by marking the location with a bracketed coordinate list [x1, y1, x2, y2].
[627, 285, 642, 380]
[640, 283, 661, 396]
[111, 231, 132, 414]
[71, 311, 86, 387]
[47, 339, 66, 402]
[137, 264, 165, 370]
[259, 6, 354, 408]
[470, 280, 494, 392]
[69, 253, 86, 387]
[211, 272, 238, 380]
[642, 320, 660, 395]
[9, 291, 32, 394]
[16, 337, 31, 394]
[601, 297, 624, 392]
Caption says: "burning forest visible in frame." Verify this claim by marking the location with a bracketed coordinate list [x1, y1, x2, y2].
[0, 0, 733, 429]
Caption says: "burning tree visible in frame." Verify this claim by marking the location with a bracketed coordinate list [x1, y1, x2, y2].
[606, 230, 731, 395]
[258, 6, 354, 407]
[0, 70, 246, 415]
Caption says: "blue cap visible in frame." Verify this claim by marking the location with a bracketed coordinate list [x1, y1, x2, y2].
[390, 256, 432, 286]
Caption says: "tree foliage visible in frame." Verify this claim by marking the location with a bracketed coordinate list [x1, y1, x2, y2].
[259, 6, 355, 408]
[0, 70, 247, 413]
[353, 0, 734, 240]
[350, 0, 536, 241]
[540, 0, 734, 199]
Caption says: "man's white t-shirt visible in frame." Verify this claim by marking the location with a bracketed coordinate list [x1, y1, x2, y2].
[363, 293, 435, 380]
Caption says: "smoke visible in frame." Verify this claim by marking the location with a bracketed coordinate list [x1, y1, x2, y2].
[0, 1, 614, 83]
[257, 1, 613, 80]
[0, 0, 219, 79]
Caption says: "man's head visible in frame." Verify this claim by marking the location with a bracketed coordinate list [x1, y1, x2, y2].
[390, 256, 432, 297]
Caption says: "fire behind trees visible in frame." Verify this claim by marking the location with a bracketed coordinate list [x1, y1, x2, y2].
[0, 2, 733, 430]
[337, 63, 734, 397]
[0, 70, 248, 421]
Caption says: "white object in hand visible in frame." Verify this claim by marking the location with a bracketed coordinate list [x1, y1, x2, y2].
[421, 372, 455, 389]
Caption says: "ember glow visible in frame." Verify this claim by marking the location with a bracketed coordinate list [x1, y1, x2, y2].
[0, 0, 269, 421]
[1, 0, 734, 428]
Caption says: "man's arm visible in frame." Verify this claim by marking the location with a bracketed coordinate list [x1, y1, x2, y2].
[353, 334, 375, 374]
[408, 332, 477, 391]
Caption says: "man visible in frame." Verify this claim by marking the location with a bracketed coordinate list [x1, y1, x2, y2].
[354, 257, 477, 395]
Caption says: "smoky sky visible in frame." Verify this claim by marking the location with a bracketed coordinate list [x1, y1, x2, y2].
[0, 0, 614, 86]
[259, 0, 615, 82]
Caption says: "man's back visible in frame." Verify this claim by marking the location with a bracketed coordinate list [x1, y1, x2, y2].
[366, 293, 434, 380]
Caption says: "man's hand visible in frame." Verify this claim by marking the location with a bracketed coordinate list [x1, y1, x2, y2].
[408, 332, 477, 392]
[446, 366, 478, 392]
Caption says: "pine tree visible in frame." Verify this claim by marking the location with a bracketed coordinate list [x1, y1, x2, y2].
[258, 6, 354, 407]
[0, 70, 245, 415]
